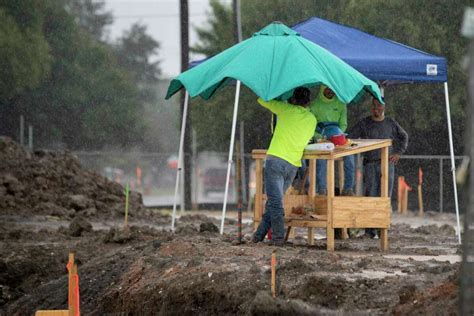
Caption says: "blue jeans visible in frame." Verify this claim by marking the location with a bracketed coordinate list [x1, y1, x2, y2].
[363, 161, 395, 197]
[316, 155, 355, 193]
[254, 156, 297, 242]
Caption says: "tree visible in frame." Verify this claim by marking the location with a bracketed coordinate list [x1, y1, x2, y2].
[65, 0, 113, 42]
[0, 1, 52, 99]
[0, 0, 147, 150]
[114, 23, 161, 104]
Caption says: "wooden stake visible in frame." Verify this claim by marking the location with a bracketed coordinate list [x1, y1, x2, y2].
[236, 140, 243, 243]
[403, 186, 409, 214]
[68, 253, 74, 313]
[397, 176, 403, 213]
[271, 250, 276, 298]
[418, 167, 424, 217]
[124, 183, 130, 229]
[418, 184, 424, 216]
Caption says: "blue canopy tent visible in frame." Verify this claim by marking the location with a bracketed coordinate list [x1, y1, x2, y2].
[292, 17, 460, 243]
[292, 17, 448, 84]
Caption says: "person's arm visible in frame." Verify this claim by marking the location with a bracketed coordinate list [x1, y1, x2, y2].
[392, 119, 408, 154]
[257, 98, 288, 115]
[339, 103, 348, 132]
[389, 119, 409, 164]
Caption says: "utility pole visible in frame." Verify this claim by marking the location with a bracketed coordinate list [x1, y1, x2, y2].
[232, 0, 248, 207]
[232, 0, 242, 42]
[180, 0, 192, 210]
[461, 7, 474, 315]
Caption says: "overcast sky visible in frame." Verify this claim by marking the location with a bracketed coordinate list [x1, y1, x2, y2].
[103, 0, 230, 78]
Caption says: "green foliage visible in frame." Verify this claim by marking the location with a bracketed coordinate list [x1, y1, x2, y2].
[190, 0, 471, 155]
[0, 3, 52, 98]
[114, 23, 161, 104]
[65, 0, 113, 42]
[0, 0, 162, 151]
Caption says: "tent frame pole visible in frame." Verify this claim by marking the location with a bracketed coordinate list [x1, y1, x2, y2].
[220, 80, 242, 234]
[444, 82, 462, 244]
[171, 91, 189, 232]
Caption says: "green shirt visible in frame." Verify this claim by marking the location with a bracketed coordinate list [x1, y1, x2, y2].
[309, 86, 347, 139]
[258, 98, 316, 167]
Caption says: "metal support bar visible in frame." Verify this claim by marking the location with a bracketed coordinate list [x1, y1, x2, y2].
[444, 82, 462, 244]
[220, 80, 241, 234]
[171, 91, 189, 232]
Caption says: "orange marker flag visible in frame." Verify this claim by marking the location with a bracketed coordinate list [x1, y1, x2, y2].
[400, 178, 412, 191]
[418, 167, 423, 185]
[136, 166, 142, 187]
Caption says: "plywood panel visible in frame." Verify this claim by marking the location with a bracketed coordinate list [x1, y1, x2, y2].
[256, 194, 310, 219]
[332, 197, 391, 228]
[314, 196, 327, 215]
[286, 219, 327, 228]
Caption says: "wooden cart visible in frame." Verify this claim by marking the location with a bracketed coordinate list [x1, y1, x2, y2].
[252, 139, 392, 251]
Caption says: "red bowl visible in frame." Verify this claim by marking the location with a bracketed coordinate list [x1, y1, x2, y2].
[330, 134, 347, 146]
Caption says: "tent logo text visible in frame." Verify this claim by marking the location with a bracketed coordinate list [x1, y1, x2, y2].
[426, 64, 438, 76]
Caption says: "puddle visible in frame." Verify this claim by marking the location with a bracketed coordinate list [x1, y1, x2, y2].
[383, 254, 461, 264]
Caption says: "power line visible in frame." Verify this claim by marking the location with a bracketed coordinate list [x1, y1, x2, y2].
[115, 13, 206, 19]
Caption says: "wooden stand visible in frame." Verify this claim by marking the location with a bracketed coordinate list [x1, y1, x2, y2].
[252, 139, 392, 251]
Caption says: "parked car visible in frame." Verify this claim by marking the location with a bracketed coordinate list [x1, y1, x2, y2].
[202, 168, 233, 196]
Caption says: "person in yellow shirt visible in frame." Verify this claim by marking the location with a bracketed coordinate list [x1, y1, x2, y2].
[252, 87, 316, 246]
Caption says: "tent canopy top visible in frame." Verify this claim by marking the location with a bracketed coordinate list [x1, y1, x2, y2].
[292, 17, 447, 84]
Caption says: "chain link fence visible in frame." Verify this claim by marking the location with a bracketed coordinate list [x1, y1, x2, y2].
[74, 151, 465, 215]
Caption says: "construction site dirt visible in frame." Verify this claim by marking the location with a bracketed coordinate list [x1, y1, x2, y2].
[0, 137, 461, 315]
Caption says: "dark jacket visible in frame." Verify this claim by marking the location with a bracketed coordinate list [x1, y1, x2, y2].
[348, 116, 408, 163]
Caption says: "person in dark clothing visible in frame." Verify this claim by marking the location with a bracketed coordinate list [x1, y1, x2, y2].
[348, 97, 408, 238]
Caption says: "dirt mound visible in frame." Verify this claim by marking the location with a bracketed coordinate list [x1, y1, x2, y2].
[0, 137, 145, 219]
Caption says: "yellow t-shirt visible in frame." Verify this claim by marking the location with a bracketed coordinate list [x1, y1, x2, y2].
[258, 98, 316, 167]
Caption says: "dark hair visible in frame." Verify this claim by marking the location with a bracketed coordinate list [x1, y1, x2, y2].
[291, 87, 311, 106]
[372, 96, 385, 105]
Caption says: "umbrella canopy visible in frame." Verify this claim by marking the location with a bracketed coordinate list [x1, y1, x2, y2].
[165, 22, 383, 104]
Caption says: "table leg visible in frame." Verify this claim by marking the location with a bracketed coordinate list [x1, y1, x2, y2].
[326, 159, 335, 251]
[337, 159, 344, 193]
[254, 158, 263, 231]
[380, 147, 389, 251]
[308, 159, 316, 198]
[308, 228, 314, 245]
[337, 159, 348, 240]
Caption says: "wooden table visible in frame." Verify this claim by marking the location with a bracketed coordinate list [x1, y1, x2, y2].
[251, 139, 392, 251]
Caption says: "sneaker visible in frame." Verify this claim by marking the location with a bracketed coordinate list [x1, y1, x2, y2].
[317, 189, 327, 196]
[364, 228, 380, 239]
[341, 189, 355, 196]
[252, 235, 263, 243]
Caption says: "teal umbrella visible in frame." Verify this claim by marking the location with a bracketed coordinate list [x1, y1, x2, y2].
[166, 22, 383, 103]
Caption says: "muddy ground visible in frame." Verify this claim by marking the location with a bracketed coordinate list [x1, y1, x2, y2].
[0, 211, 461, 315]
[0, 137, 462, 315]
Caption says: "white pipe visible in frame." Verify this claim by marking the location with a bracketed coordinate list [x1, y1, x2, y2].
[220, 80, 241, 234]
[171, 91, 189, 232]
[444, 82, 462, 244]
